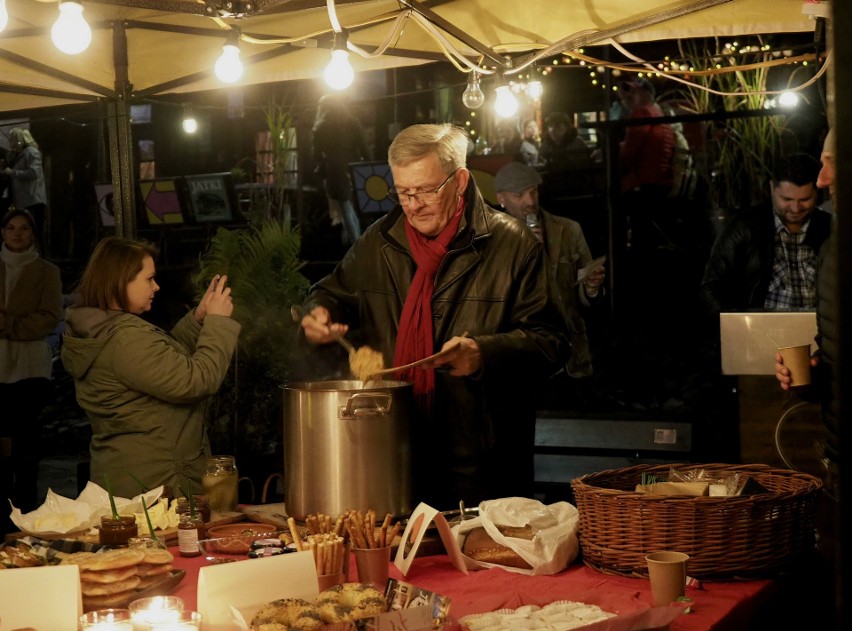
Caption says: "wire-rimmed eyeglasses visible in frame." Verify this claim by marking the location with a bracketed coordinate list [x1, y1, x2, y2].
[388, 169, 458, 206]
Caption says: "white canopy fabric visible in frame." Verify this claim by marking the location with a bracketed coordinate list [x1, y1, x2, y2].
[0, 0, 818, 112]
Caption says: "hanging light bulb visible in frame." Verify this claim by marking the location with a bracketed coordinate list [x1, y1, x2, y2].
[51, 1, 92, 55]
[526, 80, 543, 101]
[324, 31, 354, 90]
[0, 0, 9, 33]
[778, 90, 800, 108]
[462, 71, 485, 109]
[182, 105, 198, 134]
[494, 84, 519, 118]
[215, 29, 243, 84]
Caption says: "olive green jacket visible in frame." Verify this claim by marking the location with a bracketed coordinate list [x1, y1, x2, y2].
[61, 308, 240, 498]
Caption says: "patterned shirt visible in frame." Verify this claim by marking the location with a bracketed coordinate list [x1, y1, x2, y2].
[764, 214, 818, 309]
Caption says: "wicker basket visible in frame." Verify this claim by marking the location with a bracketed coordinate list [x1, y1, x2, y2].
[571, 463, 822, 579]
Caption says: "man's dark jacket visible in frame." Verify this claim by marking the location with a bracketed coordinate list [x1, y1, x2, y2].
[304, 179, 569, 508]
[700, 205, 833, 313]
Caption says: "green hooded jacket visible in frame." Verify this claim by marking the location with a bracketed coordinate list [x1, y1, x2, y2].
[61, 307, 240, 498]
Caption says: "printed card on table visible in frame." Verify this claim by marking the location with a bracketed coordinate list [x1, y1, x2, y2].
[0, 564, 81, 630]
[198, 550, 318, 630]
[393, 502, 468, 576]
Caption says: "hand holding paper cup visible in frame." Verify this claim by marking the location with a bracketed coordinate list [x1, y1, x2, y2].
[777, 343, 812, 387]
[646, 551, 689, 606]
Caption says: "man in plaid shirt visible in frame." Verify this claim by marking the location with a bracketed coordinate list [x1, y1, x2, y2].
[700, 152, 832, 313]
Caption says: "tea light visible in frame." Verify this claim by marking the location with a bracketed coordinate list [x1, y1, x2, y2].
[79, 608, 134, 630]
[129, 596, 184, 626]
[142, 610, 202, 630]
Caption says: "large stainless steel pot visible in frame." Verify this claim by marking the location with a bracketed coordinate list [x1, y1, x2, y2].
[283, 380, 414, 520]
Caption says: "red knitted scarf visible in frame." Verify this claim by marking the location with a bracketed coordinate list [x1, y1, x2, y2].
[393, 197, 465, 407]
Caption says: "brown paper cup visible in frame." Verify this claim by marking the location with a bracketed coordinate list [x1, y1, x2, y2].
[646, 551, 689, 606]
[779, 344, 812, 387]
[353, 545, 391, 589]
[317, 571, 345, 591]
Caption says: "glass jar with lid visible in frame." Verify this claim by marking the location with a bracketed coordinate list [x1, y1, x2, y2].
[98, 515, 138, 546]
[202, 455, 239, 512]
[177, 512, 206, 557]
[176, 494, 211, 523]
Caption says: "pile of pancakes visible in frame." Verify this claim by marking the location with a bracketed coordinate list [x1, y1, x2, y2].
[60, 547, 174, 609]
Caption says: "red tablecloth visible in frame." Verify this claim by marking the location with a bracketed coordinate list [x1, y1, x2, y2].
[169, 549, 778, 630]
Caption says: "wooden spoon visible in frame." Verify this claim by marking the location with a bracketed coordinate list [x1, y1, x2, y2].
[365, 333, 468, 380]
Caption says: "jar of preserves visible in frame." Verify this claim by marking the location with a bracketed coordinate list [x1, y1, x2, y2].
[177, 512, 206, 557]
[98, 515, 138, 547]
[202, 455, 239, 512]
[176, 494, 211, 523]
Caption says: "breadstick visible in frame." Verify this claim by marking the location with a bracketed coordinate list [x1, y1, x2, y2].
[332, 538, 342, 573]
[379, 513, 392, 547]
[333, 514, 344, 537]
[365, 510, 377, 548]
[317, 540, 327, 574]
[288, 517, 305, 551]
[387, 521, 402, 546]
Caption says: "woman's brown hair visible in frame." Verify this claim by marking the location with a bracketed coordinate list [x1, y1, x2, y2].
[77, 237, 159, 311]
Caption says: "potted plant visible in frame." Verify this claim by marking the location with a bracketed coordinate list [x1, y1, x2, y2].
[193, 219, 311, 497]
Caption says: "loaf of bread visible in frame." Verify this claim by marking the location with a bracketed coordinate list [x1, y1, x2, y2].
[461, 525, 533, 569]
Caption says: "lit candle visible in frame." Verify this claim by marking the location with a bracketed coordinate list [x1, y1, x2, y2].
[128, 596, 185, 629]
[144, 610, 202, 630]
[79, 608, 134, 630]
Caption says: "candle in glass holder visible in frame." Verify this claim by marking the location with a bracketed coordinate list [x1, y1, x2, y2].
[79, 608, 134, 630]
[143, 610, 202, 630]
[129, 596, 184, 626]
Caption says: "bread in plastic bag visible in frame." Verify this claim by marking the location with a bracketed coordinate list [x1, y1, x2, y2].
[451, 496, 579, 575]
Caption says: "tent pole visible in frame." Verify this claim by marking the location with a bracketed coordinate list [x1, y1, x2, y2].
[107, 21, 136, 238]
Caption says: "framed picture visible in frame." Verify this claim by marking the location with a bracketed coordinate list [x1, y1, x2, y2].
[94, 183, 115, 227]
[182, 173, 239, 224]
[138, 178, 184, 225]
[349, 161, 395, 215]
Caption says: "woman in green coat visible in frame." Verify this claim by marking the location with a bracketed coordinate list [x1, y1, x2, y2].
[61, 237, 240, 499]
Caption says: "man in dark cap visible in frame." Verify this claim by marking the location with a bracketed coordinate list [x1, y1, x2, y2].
[494, 161, 605, 381]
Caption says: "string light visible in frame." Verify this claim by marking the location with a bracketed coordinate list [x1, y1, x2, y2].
[0, 0, 9, 33]
[462, 71, 485, 109]
[526, 80, 543, 100]
[182, 105, 198, 134]
[324, 30, 354, 90]
[51, 1, 92, 55]
[494, 84, 519, 118]
[215, 29, 243, 83]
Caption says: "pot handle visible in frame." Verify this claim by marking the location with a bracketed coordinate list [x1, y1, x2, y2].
[339, 392, 393, 418]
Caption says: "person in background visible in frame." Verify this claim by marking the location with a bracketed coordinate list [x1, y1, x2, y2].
[489, 120, 524, 161]
[618, 78, 675, 195]
[539, 112, 591, 174]
[61, 237, 240, 499]
[0, 209, 62, 532]
[494, 162, 605, 381]
[776, 132, 838, 474]
[311, 95, 370, 247]
[519, 119, 542, 167]
[700, 152, 828, 313]
[774, 128, 838, 631]
[2, 129, 47, 239]
[0, 156, 11, 215]
[299, 124, 568, 508]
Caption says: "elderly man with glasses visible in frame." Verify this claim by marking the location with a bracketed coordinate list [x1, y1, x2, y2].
[299, 123, 568, 508]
